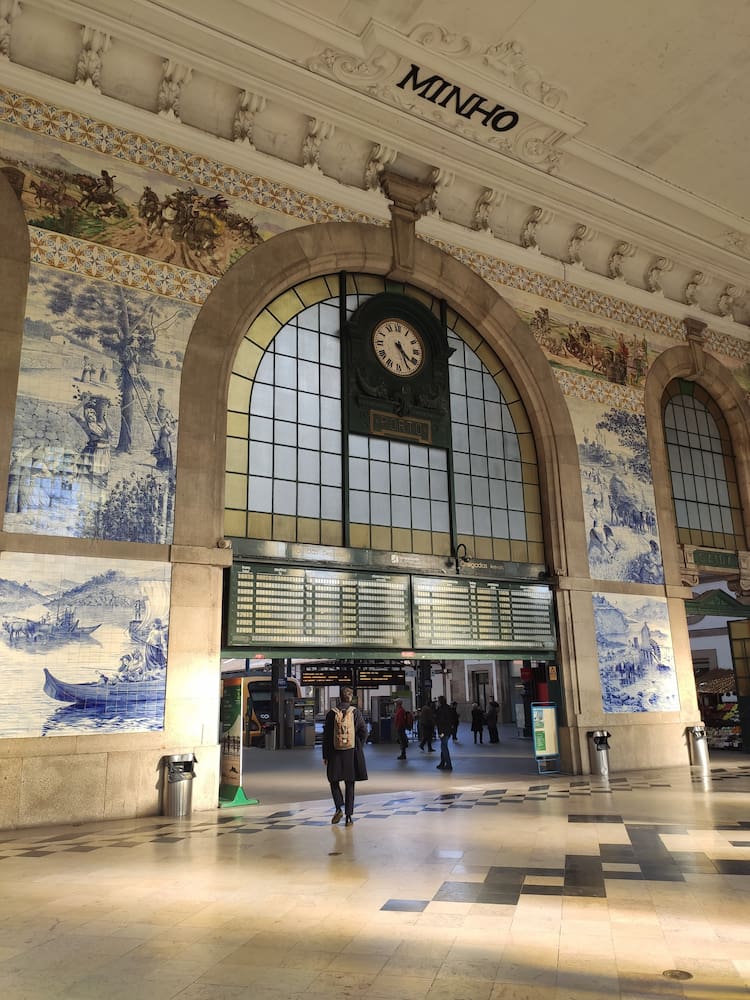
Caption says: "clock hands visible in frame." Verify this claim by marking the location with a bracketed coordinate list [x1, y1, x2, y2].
[395, 339, 419, 369]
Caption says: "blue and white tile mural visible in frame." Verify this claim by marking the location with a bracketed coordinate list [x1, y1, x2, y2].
[567, 394, 664, 584]
[593, 592, 679, 713]
[4, 265, 197, 543]
[0, 552, 171, 737]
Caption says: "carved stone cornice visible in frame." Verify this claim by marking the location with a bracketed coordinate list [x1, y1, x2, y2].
[684, 316, 707, 377]
[380, 169, 433, 274]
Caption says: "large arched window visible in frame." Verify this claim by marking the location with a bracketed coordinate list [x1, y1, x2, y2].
[662, 379, 744, 550]
[225, 274, 543, 564]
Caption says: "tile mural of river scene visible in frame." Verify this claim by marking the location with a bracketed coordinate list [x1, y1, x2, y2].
[4, 265, 197, 543]
[0, 552, 171, 737]
[593, 592, 679, 713]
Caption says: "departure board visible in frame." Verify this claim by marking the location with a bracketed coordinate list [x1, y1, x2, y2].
[411, 577, 556, 651]
[227, 564, 411, 648]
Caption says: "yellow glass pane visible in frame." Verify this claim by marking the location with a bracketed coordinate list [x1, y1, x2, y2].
[226, 437, 248, 474]
[321, 520, 343, 546]
[247, 310, 281, 349]
[225, 473, 248, 510]
[392, 528, 412, 553]
[371, 525, 392, 551]
[412, 530, 433, 554]
[495, 370, 519, 404]
[526, 511, 543, 544]
[296, 277, 334, 306]
[523, 482, 541, 514]
[266, 289, 304, 324]
[475, 536, 493, 558]
[248, 512, 272, 540]
[476, 343, 501, 376]
[493, 538, 511, 561]
[297, 518, 321, 544]
[324, 274, 340, 298]
[509, 400, 530, 434]
[272, 515, 297, 542]
[227, 375, 252, 414]
[527, 540, 545, 564]
[452, 316, 482, 350]
[224, 509, 247, 537]
[510, 540, 529, 562]
[349, 523, 370, 548]
[227, 410, 249, 438]
[433, 533, 451, 556]
[405, 286, 434, 310]
[518, 434, 537, 465]
[354, 275, 386, 295]
[234, 338, 264, 379]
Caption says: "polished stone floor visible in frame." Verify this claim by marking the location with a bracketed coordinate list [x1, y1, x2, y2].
[0, 731, 749, 999]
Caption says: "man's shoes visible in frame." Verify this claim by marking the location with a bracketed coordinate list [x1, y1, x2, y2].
[419, 745, 425, 751]
[444, 766, 453, 771]
[331, 809, 342, 824]
[397, 754, 406, 760]
[436, 764, 444, 769]
[428, 748, 435, 752]
[345, 816, 353, 826]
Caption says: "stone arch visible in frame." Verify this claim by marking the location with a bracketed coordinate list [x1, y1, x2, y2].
[177, 222, 586, 578]
[645, 338, 750, 586]
[0, 171, 31, 519]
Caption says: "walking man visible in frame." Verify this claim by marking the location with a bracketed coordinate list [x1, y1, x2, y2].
[418, 701, 435, 752]
[435, 695, 453, 771]
[394, 698, 410, 760]
[322, 687, 368, 826]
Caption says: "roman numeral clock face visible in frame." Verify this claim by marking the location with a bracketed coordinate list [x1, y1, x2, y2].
[371, 319, 426, 378]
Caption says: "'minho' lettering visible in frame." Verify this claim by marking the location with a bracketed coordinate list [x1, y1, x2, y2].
[396, 63, 519, 133]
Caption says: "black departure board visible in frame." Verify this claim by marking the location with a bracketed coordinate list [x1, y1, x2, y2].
[300, 664, 355, 686]
[227, 563, 411, 648]
[358, 667, 406, 687]
[411, 577, 556, 652]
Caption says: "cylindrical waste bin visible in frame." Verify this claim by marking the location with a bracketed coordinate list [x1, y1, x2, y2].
[587, 730, 611, 777]
[162, 753, 197, 817]
[687, 725, 710, 771]
[264, 723, 277, 750]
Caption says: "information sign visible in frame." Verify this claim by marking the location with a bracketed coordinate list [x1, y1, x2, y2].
[227, 564, 411, 648]
[412, 577, 555, 652]
[531, 702, 559, 774]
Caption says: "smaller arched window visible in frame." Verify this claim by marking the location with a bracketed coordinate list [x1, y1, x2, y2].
[662, 380, 744, 550]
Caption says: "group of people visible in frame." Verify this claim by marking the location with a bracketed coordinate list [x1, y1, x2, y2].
[471, 700, 501, 744]
[323, 692, 507, 824]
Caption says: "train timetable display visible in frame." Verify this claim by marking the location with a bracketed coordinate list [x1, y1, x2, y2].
[412, 577, 556, 651]
[227, 564, 412, 648]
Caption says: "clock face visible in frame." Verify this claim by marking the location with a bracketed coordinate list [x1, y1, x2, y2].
[371, 318, 426, 378]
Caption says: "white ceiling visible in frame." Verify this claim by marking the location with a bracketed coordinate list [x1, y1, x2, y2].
[3, 0, 750, 320]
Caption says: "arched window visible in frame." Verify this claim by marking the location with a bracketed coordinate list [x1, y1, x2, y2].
[662, 380, 744, 550]
[225, 274, 543, 564]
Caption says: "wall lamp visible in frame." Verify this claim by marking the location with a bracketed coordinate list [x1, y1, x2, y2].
[454, 542, 469, 575]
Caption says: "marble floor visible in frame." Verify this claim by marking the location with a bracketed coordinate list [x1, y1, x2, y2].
[0, 735, 749, 1000]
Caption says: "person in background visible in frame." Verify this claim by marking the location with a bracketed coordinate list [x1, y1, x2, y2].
[450, 701, 460, 742]
[418, 701, 435, 752]
[486, 700, 500, 743]
[394, 698, 409, 760]
[471, 703, 485, 744]
[322, 686, 367, 826]
[435, 695, 453, 771]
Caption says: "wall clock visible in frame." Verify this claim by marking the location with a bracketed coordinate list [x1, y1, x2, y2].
[371, 318, 426, 378]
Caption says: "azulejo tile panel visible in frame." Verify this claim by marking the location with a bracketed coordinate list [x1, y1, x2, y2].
[0, 551, 171, 737]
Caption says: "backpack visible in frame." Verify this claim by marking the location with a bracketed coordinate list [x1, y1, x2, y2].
[332, 705, 356, 750]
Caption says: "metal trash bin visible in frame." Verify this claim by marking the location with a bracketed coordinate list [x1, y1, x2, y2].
[587, 730, 611, 777]
[687, 725, 710, 771]
[263, 724, 277, 750]
[162, 753, 197, 817]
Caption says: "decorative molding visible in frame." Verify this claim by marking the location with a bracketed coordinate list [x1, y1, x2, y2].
[607, 241, 634, 281]
[684, 270, 706, 307]
[302, 118, 335, 171]
[157, 60, 192, 122]
[232, 90, 267, 147]
[29, 227, 215, 304]
[520, 206, 553, 251]
[566, 223, 593, 267]
[364, 142, 397, 190]
[645, 256, 672, 294]
[74, 27, 111, 93]
[0, 0, 20, 61]
[684, 316, 707, 377]
[380, 169, 432, 273]
[407, 24, 568, 111]
[717, 284, 741, 319]
[471, 187, 499, 235]
[424, 166, 454, 218]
